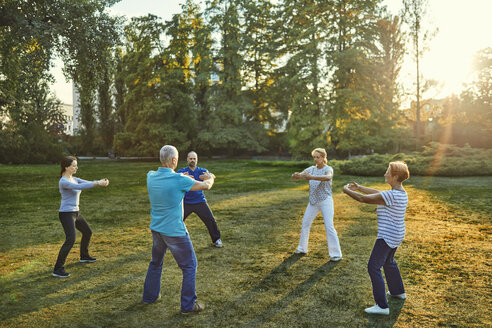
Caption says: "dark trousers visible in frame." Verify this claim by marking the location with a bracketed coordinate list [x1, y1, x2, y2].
[183, 202, 221, 243]
[368, 238, 405, 309]
[54, 212, 92, 270]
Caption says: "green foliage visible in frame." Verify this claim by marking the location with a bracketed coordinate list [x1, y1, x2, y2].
[0, 0, 120, 161]
[0, 122, 65, 163]
[3, 0, 490, 163]
[257, 143, 492, 176]
[339, 144, 492, 176]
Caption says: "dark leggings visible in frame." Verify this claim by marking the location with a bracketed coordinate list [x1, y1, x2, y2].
[54, 212, 92, 270]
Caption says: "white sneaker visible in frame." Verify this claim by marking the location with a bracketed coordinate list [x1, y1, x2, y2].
[364, 304, 389, 315]
[387, 291, 406, 300]
[294, 249, 306, 254]
[214, 239, 223, 248]
[330, 256, 342, 262]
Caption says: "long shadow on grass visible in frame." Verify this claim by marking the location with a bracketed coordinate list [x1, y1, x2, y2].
[365, 299, 405, 328]
[240, 260, 339, 328]
[217, 254, 338, 327]
[215, 253, 304, 322]
[0, 251, 150, 322]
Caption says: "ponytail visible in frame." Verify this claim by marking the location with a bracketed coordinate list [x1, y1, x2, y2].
[60, 156, 77, 177]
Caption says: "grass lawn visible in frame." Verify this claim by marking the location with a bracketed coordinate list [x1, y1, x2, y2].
[0, 160, 490, 328]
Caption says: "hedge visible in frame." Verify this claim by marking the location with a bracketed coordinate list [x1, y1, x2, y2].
[254, 143, 492, 177]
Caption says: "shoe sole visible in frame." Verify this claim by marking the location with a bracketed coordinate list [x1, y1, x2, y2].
[52, 273, 70, 278]
[330, 257, 342, 262]
[365, 310, 389, 315]
[79, 259, 96, 263]
[387, 292, 406, 300]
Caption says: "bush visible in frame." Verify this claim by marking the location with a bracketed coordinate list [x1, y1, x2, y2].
[0, 124, 65, 164]
[255, 144, 492, 177]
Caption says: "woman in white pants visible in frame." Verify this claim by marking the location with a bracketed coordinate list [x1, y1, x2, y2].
[292, 148, 342, 261]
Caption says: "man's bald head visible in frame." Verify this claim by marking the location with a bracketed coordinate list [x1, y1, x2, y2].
[187, 151, 198, 168]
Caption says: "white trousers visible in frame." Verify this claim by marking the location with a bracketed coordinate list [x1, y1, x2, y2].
[296, 197, 342, 257]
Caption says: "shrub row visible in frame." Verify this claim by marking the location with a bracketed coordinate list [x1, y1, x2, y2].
[254, 143, 492, 177]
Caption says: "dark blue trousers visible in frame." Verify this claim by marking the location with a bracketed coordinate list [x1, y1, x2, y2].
[368, 238, 405, 309]
[183, 202, 221, 243]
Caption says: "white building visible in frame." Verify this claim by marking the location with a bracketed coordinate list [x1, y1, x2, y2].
[59, 103, 74, 135]
[72, 84, 81, 135]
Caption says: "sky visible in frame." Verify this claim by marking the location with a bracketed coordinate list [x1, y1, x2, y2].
[50, 0, 492, 105]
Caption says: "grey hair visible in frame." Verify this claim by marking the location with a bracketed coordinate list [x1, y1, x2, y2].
[159, 145, 178, 165]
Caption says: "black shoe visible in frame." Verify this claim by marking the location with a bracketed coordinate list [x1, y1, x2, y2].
[80, 256, 97, 263]
[52, 268, 70, 278]
[181, 302, 205, 314]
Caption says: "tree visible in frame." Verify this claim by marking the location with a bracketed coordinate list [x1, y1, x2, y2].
[325, 0, 388, 155]
[274, 0, 332, 158]
[58, 1, 121, 154]
[402, 0, 435, 150]
[202, 0, 266, 155]
[0, 0, 121, 161]
[455, 48, 492, 147]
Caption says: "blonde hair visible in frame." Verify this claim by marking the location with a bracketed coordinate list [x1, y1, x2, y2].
[389, 161, 410, 182]
[311, 148, 328, 164]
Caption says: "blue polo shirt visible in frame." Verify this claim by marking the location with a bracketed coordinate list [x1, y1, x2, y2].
[176, 166, 208, 204]
[147, 167, 195, 236]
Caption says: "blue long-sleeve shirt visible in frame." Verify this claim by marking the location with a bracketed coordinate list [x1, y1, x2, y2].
[59, 177, 96, 212]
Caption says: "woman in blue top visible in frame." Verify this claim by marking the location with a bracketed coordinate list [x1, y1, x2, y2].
[343, 161, 409, 315]
[53, 156, 109, 278]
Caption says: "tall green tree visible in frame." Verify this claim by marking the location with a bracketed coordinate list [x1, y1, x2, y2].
[114, 13, 196, 156]
[323, 0, 385, 155]
[455, 48, 492, 147]
[0, 0, 120, 162]
[58, 1, 121, 154]
[402, 0, 435, 149]
[202, 0, 265, 155]
[275, 0, 331, 157]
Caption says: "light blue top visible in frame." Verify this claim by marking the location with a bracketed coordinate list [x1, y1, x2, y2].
[147, 167, 196, 236]
[376, 189, 408, 248]
[59, 177, 96, 212]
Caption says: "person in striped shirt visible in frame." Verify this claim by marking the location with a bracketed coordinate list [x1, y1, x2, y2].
[343, 161, 410, 315]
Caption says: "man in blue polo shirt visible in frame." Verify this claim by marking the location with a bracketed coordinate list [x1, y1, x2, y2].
[177, 151, 222, 248]
[142, 145, 215, 314]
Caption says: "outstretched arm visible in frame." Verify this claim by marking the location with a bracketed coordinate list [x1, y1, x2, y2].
[343, 183, 386, 205]
[349, 181, 380, 194]
[61, 178, 97, 190]
[292, 169, 332, 181]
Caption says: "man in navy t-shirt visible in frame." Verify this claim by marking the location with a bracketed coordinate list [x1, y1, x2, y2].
[177, 151, 223, 248]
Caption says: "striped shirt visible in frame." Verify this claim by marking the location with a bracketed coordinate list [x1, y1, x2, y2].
[376, 189, 408, 248]
[303, 165, 333, 205]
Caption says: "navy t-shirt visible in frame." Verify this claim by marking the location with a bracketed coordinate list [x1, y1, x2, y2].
[176, 166, 208, 204]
